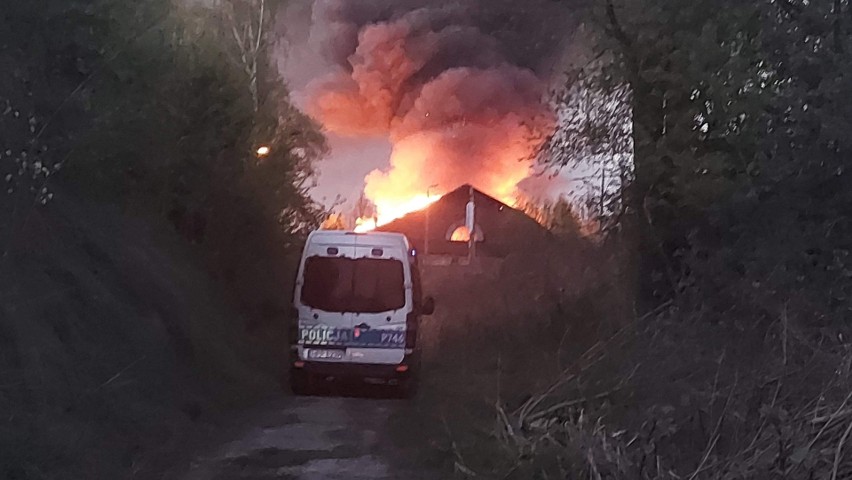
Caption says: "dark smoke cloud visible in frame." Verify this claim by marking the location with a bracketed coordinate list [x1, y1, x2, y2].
[311, 0, 573, 77]
[283, 0, 577, 213]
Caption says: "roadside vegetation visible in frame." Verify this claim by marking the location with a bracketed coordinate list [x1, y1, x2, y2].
[3, 0, 851, 478]
[1, 0, 326, 477]
[400, 1, 852, 479]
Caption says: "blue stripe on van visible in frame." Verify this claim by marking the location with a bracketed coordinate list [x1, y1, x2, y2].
[299, 326, 405, 349]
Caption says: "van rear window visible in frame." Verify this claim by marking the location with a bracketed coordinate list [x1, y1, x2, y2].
[301, 256, 406, 313]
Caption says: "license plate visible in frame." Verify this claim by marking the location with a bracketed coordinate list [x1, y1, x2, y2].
[306, 349, 345, 361]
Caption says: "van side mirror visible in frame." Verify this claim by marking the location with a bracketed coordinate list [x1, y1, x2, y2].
[422, 296, 435, 316]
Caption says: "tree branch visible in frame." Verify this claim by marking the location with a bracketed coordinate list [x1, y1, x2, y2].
[605, 0, 633, 49]
[255, 0, 265, 57]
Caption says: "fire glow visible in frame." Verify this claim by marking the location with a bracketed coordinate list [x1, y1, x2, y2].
[354, 193, 441, 233]
[304, 2, 558, 230]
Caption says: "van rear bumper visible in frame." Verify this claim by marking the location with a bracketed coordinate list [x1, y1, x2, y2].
[290, 349, 419, 380]
[299, 362, 410, 380]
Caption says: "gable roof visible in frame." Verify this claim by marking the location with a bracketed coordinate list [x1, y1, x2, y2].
[376, 184, 552, 257]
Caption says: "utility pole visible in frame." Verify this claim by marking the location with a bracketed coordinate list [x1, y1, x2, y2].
[466, 186, 476, 264]
[424, 184, 438, 256]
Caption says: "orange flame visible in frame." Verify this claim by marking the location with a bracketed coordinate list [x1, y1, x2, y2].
[307, 16, 555, 232]
[354, 192, 442, 232]
[450, 225, 471, 242]
[350, 118, 537, 231]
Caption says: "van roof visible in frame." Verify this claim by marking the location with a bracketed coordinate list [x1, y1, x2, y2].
[307, 230, 411, 248]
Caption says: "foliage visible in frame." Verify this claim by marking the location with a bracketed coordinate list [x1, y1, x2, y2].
[0, 0, 329, 332]
[0, 0, 327, 246]
[0, 0, 328, 476]
[545, 0, 852, 310]
[516, 195, 586, 238]
[0, 0, 115, 254]
[539, 64, 634, 234]
[496, 307, 852, 479]
[507, 0, 852, 477]
[319, 213, 348, 230]
[0, 94, 57, 247]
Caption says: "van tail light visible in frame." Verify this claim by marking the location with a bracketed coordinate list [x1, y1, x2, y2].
[405, 311, 418, 349]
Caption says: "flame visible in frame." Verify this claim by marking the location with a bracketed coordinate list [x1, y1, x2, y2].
[450, 226, 471, 242]
[354, 192, 442, 232]
[305, 8, 556, 233]
[349, 121, 535, 232]
[354, 217, 377, 233]
[350, 125, 536, 232]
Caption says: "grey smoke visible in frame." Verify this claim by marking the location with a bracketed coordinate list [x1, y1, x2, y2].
[276, 0, 580, 208]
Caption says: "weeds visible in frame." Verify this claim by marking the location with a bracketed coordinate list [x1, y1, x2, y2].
[410, 235, 852, 480]
[491, 305, 852, 480]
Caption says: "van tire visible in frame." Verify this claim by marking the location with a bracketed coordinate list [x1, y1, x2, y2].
[290, 370, 313, 396]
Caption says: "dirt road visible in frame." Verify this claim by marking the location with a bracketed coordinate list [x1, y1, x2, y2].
[170, 387, 444, 480]
[163, 259, 569, 480]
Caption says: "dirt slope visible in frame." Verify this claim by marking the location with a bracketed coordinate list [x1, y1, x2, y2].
[0, 192, 272, 479]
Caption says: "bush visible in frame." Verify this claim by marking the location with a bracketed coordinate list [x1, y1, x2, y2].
[1, 0, 329, 358]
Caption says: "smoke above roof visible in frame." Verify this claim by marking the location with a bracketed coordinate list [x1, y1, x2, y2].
[278, 0, 577, 223]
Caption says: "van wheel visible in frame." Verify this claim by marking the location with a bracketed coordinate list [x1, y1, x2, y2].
[290, 370, 313, 396]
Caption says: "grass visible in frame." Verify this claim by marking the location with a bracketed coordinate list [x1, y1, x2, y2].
[381, 241, 625, 476]
[490, 307, 852, 479]
[386, 240, 852, 479]
[0, 195, 278, 479]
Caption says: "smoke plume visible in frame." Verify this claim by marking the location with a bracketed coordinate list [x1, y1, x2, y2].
[296, 0, 573, 221]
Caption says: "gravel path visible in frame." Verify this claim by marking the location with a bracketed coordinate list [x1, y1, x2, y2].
[173, 390, 442, 480]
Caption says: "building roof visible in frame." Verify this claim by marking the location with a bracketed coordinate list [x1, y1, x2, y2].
[377, 184, 552, 257]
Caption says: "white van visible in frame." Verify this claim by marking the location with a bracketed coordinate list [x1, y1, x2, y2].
[288, 230, 434, 397]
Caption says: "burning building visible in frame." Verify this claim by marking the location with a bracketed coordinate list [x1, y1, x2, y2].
[279, 0, 577, 229]
[376, 184, 552, 259]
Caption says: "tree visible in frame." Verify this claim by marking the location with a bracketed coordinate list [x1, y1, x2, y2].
[320, 213, 347, 230]
[539, 63, 633, 236]
[0, 0, 172, 261]
[516, 195, 585, 238]
[1, 0, 329, 326]
[546, 0, 852, 312]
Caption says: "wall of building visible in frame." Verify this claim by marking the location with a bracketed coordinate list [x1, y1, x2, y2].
[379, 186, 553, 258]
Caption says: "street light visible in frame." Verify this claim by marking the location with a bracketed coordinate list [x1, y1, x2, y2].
[424, 184, 439, 256]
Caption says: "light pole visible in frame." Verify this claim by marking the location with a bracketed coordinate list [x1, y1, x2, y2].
[424, 184, 438, 256]
[466, 186, 476, 264]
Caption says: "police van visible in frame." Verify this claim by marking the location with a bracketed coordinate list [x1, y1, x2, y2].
[289, 230, 435, 397]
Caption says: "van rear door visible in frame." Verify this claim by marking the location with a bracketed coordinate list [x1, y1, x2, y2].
[346, 240, 408, 365]
[296, 240, 355, 362]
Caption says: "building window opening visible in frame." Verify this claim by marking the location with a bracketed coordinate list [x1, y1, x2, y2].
[446, 221, 484, 242]
[450, 226, 471, 242]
